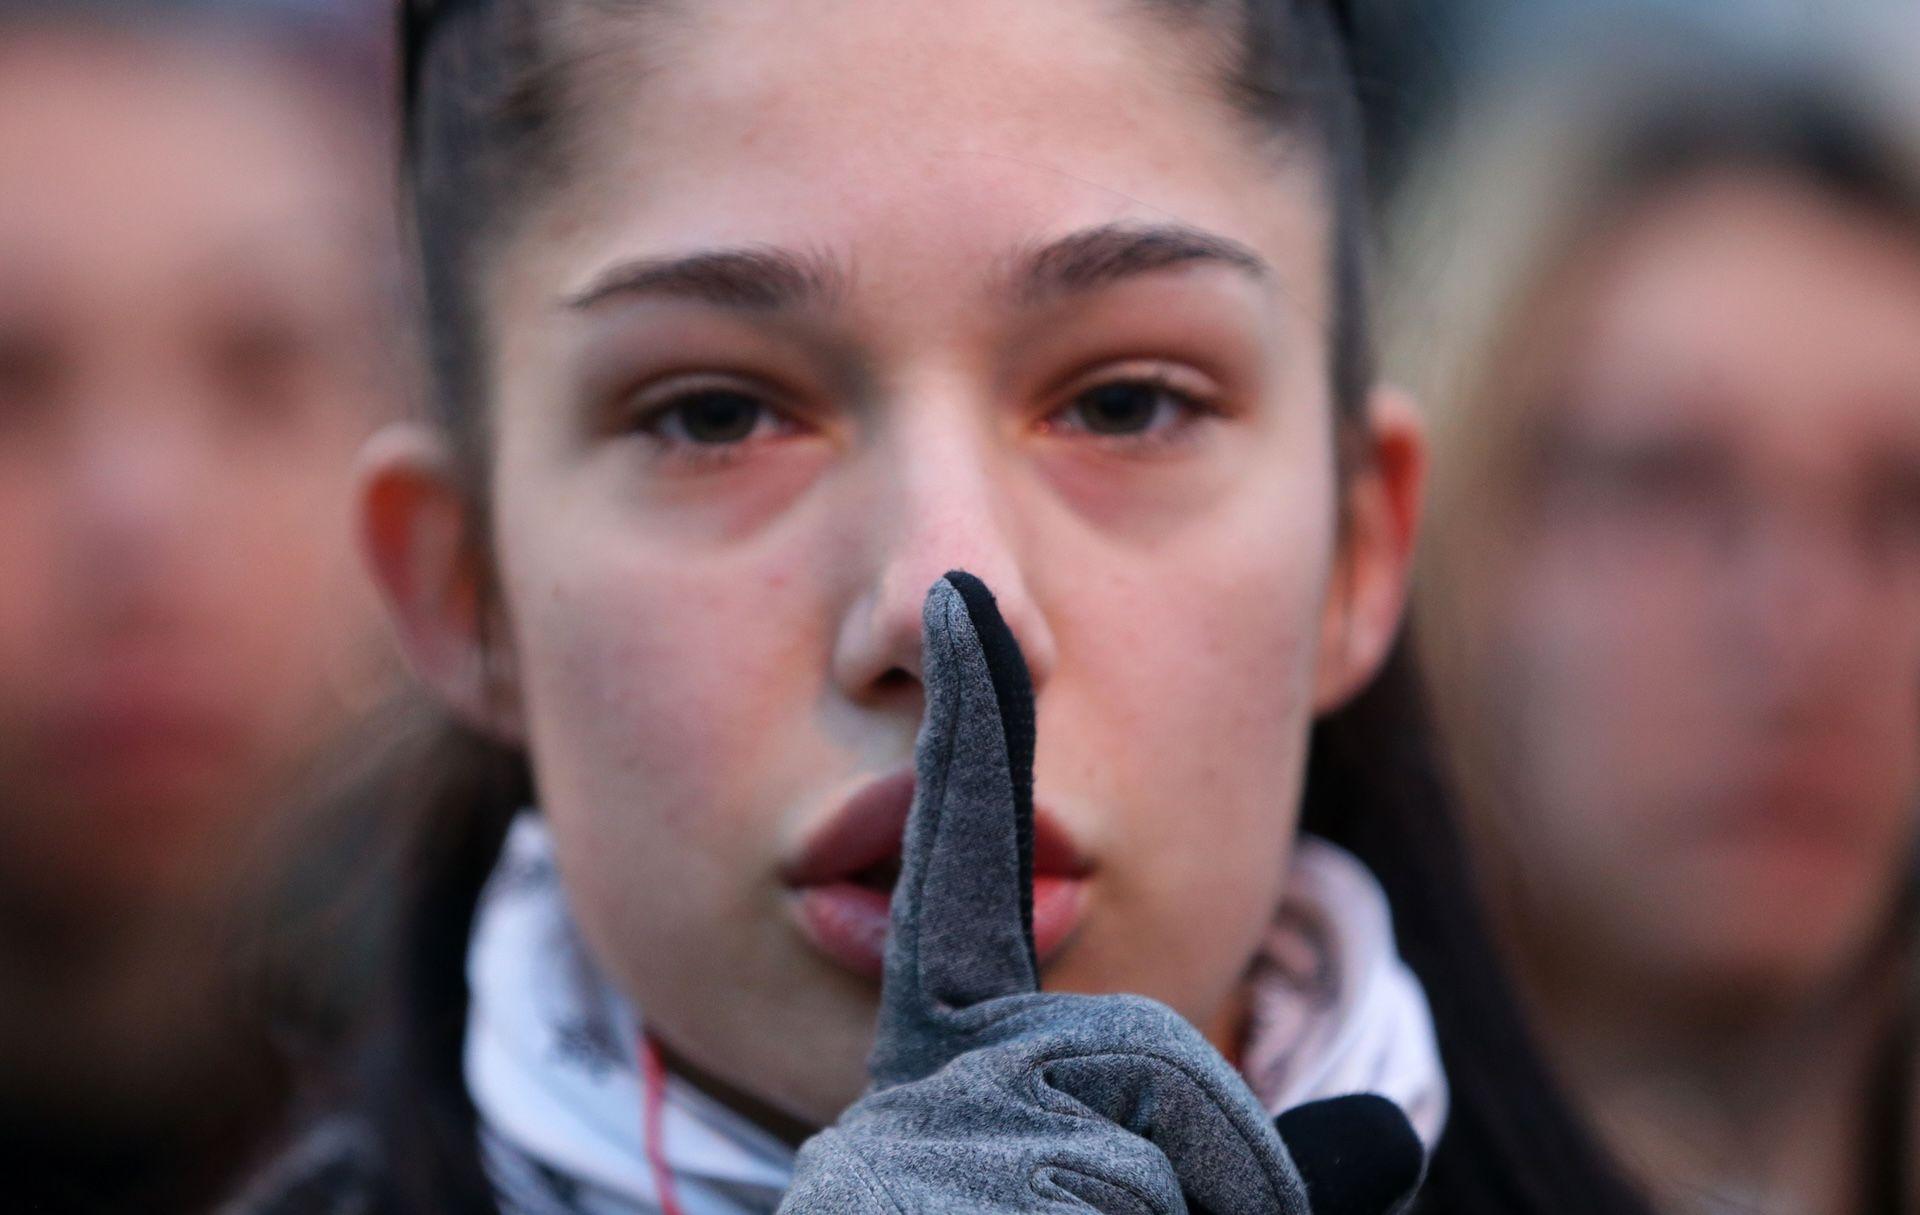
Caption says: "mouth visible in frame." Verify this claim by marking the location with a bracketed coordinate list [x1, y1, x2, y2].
[45, 692, 248, 793]
[781, 769, 1092, 981]
[843, 854, 903, 894]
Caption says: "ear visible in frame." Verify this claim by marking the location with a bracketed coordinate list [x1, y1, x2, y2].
[357, 424, 525, 742]
[1313, 386, 1428, 714]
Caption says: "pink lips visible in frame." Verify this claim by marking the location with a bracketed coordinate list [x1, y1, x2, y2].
[782, 770, 1092, 980]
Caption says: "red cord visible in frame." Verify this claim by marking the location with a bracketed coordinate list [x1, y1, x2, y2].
[641, 1032, 691, 1215]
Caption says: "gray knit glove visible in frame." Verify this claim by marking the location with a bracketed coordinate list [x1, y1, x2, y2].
[777, 573, 1420, 1215]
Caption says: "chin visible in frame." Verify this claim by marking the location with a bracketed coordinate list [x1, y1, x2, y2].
[1648, 840, 1899, 969]
[724, 975, 879, 1127]
[1662, 914, 1895, 1008]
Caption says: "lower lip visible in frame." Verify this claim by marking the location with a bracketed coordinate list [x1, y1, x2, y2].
[791, 874, 1089, 981]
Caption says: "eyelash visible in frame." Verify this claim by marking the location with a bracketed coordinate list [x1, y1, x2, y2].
[617, 365, 1222, 469]
[1040, 368, 1221, 452]
[619, 377, 797, 468]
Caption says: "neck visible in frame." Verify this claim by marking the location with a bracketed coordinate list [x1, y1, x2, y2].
[0, 888, 244, 1123]
[1517, 930, 1908, 1215]
[652, 1036, 820, 1150]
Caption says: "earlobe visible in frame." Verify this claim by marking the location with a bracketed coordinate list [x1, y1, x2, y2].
[357, 424, 524, 742]
[1312, 386, 1428, 714]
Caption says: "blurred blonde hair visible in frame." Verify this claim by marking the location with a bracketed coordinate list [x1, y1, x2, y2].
[1382, 7, 1920, 882]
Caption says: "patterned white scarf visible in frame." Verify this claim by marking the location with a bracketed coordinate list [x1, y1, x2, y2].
[466, 815, 1448, 1215]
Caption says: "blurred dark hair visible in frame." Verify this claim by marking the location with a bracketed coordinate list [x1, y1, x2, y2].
[311, 3, 1654, 1213]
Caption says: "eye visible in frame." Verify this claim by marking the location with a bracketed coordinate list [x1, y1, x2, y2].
[0, 330, 64, 434]
[635, 386, 786, 448]
[209, 318, 317, 433]
[1051, 374, 1211, 441]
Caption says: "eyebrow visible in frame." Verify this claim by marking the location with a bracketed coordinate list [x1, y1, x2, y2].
[565, 246, 845, 312]
[563, 222, 1267, 314]
[1011, 222, 1269, 304]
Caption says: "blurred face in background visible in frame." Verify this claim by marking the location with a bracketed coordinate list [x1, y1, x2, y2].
[1487, 169, 1920, 1006]
[0, 29, 393, 921]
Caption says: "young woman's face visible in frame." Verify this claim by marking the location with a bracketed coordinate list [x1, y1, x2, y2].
[0, 34, 389, 913]
[392, 0, 1411, 1126]
[1489, 172, 1920, 1008]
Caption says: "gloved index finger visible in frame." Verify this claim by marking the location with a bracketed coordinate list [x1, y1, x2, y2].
[944, 570, 1040, 971]
[868, 571, 1039, 1089]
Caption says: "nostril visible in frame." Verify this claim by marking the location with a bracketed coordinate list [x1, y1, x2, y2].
[874, 667, 917, 693]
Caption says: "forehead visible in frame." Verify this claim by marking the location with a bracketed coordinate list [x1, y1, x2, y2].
[0, 32, 376, 301]
[1562, 169, 1920, 455]
[506, 0, 1329, 317]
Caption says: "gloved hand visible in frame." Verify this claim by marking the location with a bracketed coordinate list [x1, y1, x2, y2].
[777, 572, 1423, 1215]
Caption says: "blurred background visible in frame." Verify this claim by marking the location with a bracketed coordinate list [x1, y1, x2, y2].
[0, 1, 1912, 1212]
[1372, 2, 1920, 1213]
[0, 0, 401, 1209]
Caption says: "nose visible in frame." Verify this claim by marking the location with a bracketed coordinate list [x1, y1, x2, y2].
[64, 404, 208, 590]
[830, 405, 1057, 709]
[1723, 503, 1882, 714]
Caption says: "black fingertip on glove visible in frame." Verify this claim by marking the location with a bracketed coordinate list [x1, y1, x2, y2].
[1273, 1095, 1425, 1215]
[940, 569, 1039, 978]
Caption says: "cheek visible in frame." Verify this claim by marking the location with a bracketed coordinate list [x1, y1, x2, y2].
[225, 461, 381, 683]
[1041, 466, 1336, 1023]
[492, 490, 840, 918]
[1066, 556, 1323, 829]
[511, 557, 806, 834]
[1494, 536, 1714, 849]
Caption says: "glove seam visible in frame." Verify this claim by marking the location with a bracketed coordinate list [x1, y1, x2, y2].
[1021, 1045, 1301, 1208]
[1029, 1162, 1176, 1215]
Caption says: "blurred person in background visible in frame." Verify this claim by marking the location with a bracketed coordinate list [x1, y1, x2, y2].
[0, 0, 402, 1208]
[1343, 0, 1920, 196]
[1391, 13, 1920, 1214]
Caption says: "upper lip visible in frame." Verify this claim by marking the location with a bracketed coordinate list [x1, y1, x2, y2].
[781, 767, 1093, 888]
